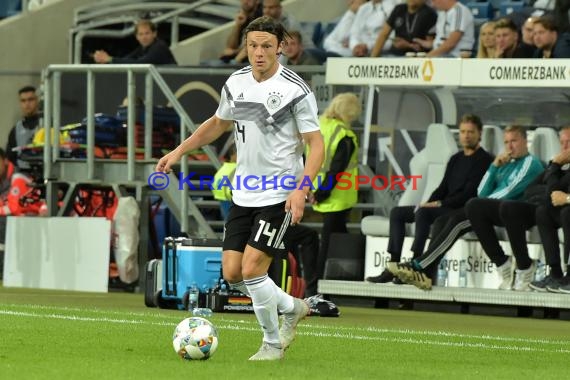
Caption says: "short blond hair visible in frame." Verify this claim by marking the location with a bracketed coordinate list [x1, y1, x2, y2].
[505, 125, 527, 139]
[322, 93, 362, 124]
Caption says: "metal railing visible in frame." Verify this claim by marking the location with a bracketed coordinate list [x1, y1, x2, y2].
[42, 64, 222, 233]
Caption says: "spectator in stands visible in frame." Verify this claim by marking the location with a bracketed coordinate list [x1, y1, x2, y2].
[220, 0, 262, 63]
[370, 0, 437, 57]
[6, 86, 41, 171]
[413, 0, 474, 57]
[308, 93, 361, 291]
[467, 128, 570, 291]
[476, 21, 496, 58]
[0, 149, 15, 201]
[93, 19, 177, 65]
[494, 18, 532, 58]
[234, 0, 311, 63]
[323, 0, 368, 57]
[530, 129, 570, 293]
[366, 115, 493, 283]
[389, 126, 544, 290]
[349, 0, 398, 57]
[262, 0, 307, 43]
[533, 16, 570, 58]
[520, 16, 538, 57]
[0, 148, 15, 280]
[283, 30, 320, 65]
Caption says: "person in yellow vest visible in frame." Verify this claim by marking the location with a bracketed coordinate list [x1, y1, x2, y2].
[212, 146, 237, 221]
[308, 93, 361, 292]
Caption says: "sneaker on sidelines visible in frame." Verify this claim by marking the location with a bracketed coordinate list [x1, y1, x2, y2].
[386, 262, 415, 282]
[497, 257, 514, 290]
[387, 262, 432, 290]
[279, 298, 309, 350]
[529, 275, 561, 292]
[559, 279, 570, 294]
[392, 276, 405, 285]
[248, 342, 283, 361]
[513, 261, 536, 291]
[303, 294, 340, 317]
[405, 268, 432, 290]
[365, 269, 394, 283]
[547, 276, 570, 293]
[545, 276, 567, 293]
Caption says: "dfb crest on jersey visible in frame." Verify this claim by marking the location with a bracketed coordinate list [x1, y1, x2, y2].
[267, 91, 283, 110]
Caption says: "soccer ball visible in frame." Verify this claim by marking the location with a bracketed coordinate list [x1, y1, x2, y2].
[172, 317, 219, 360]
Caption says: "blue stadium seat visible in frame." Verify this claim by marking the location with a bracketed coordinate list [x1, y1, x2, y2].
[0, 0, 21, 19]
[499, 1, 525, 16]
[466, 2, 494, 20]
[489, 0, 504, 11]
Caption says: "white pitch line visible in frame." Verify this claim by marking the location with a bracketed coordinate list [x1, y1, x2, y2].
[1, 309, 569, 354]
[3, 303, 570, 346]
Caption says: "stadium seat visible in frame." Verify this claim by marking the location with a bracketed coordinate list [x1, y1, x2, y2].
[361, 124, 458, 237]
[481, 125, 503, 156]
[499, 1, 525, 16]
[529, 127, 559, 165]
[0, 0, 21, 18]
[466, 2, 494, 19]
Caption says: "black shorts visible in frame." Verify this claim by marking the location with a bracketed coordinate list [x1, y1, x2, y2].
[223, 201, 291, 256]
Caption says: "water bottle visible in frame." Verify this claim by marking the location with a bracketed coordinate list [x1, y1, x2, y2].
[192, 307, 214, 318]
[437, 261, 448, 287]
[458, 260, 467, 288]
[534, 260, 547, 282]
[219, 279, 228, 296]
[188, 282, 199, 311]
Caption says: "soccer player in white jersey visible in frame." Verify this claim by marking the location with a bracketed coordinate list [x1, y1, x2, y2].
[156, 16, 324, 360]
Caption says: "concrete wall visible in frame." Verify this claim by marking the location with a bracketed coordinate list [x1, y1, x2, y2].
[173, 0, 346, 65]
[0, 0, 94, 149]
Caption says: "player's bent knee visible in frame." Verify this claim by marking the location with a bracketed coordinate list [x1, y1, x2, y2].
[222, 267, 242, 283]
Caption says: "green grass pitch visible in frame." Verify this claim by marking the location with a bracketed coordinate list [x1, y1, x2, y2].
[1, 286, 568, 380]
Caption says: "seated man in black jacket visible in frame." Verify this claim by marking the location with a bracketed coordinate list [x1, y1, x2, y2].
[533, 16, 570, 58]
[467, 128, 570, 291]
[530, 128, 570, 292]
[93, 19, 177, 65]
[367, 114, 494, 283]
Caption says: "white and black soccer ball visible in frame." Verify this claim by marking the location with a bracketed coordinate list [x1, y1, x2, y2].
[172, 317, 219, 360]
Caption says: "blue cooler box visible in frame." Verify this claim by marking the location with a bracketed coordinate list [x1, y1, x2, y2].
[162, 237, 222, 310]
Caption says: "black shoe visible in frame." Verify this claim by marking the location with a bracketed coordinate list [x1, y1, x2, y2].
[108, 277, 138, 293]
[392, 277, 405, 285]
[366, 269, 394, 283]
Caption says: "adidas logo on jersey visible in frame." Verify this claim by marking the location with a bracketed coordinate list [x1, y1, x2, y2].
[237, 93, 244, 100]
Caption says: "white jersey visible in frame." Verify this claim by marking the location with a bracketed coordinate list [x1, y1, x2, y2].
[433, 2, 475, 57]
[215, 64, 320, 207]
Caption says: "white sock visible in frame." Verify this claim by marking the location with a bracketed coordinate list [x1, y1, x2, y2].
[228, 280, 250, 296]
[267, 276, 294, 314]
[244, 274, 281, 345]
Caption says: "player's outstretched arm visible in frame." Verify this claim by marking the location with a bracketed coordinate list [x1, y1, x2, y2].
[155, 115, 232, 173]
